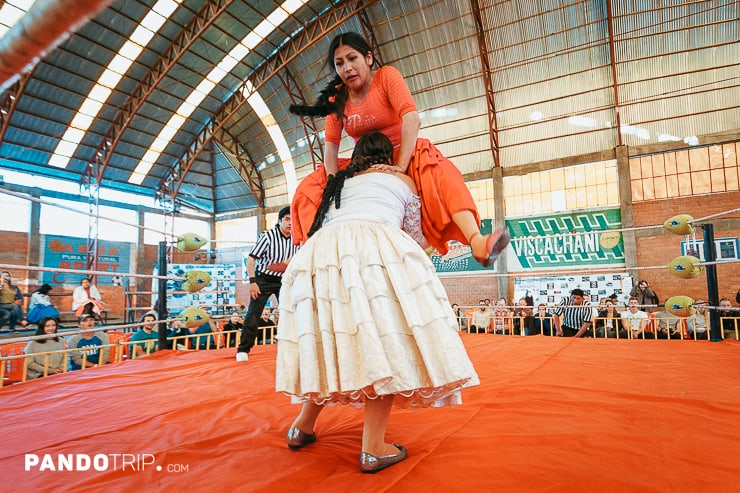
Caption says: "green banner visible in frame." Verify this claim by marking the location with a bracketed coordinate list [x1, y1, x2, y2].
[506, 208, 624, 269]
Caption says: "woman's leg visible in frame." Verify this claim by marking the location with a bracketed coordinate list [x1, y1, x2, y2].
[452, 210, 509, 266]
[362, 395, 398, 456]
[291, 402, 324, 434]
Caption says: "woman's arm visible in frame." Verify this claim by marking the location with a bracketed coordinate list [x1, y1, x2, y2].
[396, 111, 421, 172]
[324, 141, 340, 177]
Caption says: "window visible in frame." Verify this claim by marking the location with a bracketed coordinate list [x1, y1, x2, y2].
[504, 160, 619, 217]
[681, 237, 739, 262]
[631, 142, 739, 201]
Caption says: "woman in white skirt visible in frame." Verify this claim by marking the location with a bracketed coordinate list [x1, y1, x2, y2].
[276, 132, 480, 473]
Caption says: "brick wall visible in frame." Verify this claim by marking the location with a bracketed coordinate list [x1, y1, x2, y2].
[632, 191, 740, 303]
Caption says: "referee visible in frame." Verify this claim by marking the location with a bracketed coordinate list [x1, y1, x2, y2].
[553, 288, 594, 337]
[236, 206, 298, 362]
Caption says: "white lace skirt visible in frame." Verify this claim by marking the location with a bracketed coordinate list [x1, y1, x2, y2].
[275, 219, 479, 408]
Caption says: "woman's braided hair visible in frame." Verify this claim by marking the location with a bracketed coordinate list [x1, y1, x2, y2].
[307, 131, 394, 237]
[289, 32, 376, 122]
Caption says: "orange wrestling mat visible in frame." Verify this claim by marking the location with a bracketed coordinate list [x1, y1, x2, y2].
[2, 335, 739, 492]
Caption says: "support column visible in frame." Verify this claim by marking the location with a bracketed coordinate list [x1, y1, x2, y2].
[26, 189, 42, 284]
[493, 167, 508, 299]
[616, 145, 637, 278]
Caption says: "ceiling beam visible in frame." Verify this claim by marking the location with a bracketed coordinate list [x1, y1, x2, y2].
[0, 0, 115, 92]
[0, 71, 32, 144]
[274, 66, 324, 170]
[163, 0, 381, 199]
[470, 0, 500, 168]
[84, 0, 235, 186]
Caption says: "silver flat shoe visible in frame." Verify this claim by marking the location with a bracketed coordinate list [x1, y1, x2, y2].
[359, 444, 408, 473]
[286, 426, 316, 450]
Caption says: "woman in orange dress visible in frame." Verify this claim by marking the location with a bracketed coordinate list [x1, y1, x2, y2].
[290, 32, 508, 266]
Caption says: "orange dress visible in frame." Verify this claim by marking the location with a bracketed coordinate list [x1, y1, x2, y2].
[291, 66, 479, 254]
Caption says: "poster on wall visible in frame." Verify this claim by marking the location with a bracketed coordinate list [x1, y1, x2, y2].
[514, 273, 633, 308]
[506, 208, 625, 270]
[154, 263, 237, 316]
[39, 234, 133, 286]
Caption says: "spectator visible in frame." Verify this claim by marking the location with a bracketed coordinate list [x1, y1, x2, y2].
[553, 288, 593, 337]
[25, 317, 66, 379]
[490, 298, 512, 335]
[630, 280, 659, 313]
[0, 271, 26, 332]
[686, 300, 709, 340]
[533, 304, 554, 336]
[593, 299, 627, 338]
[258, 307, 275, 344]
[470, 300, 491, 334]
[68, 314, 110, 370]
[654, 310, 683, 339]
[621, 296, 651, 339]
[221, 311, 243, 348]
[719, 297, 740, 340]
[130, 311, 159, 357]
[189, 320, 216, 350]
[27, 284, 59, 324]
[72, 277, 105, 319]
[509, 297, 533, 336]
[451, 304, 469, 332]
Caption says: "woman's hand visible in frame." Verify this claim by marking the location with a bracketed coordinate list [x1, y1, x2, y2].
[370, 164, 405, 174]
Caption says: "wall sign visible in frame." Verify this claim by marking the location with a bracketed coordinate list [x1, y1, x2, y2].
[506, 208, 625, 269]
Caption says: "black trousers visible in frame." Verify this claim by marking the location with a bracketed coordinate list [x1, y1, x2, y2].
[561, 325, 579, 337]
[237, 273, 282, 353]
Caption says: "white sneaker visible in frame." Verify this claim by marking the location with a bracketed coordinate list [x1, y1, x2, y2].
[235, 352, 249, 362]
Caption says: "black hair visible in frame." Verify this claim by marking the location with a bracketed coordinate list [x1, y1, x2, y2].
[35, 317, 60, 343]
[35, 283, 53, 295]
[571, 288, 585, 297]
[278, 206, 291, 221]
[307, 131, 393, 237]
[289, 32, 376, 121]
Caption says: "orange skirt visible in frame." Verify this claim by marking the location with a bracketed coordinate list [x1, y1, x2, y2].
[291, 139, 479, 254]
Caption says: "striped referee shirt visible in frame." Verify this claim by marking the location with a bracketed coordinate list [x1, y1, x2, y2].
[250, 225, 299, 278]
[553, 297, 594, 329]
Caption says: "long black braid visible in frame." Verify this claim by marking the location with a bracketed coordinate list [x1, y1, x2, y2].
[289, 75, 347, 121]
[289, 32, 377, 122]
[307, 131, 394, 238]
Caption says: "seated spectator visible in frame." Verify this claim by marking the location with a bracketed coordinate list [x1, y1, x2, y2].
[221, 311, 243, 348]
[654, 310, 683, 339]
[0, 270, 26, 332]
[257, 307, 275, 344]
[470, 300, 491, 334]
[131, 311, 160, 357]
[621, 296, 651, 339]
[491, 297, 512, 335]
[190, 320, 216, 350]
[513, 298, 537, 336]
[25, 317, 66, 379]
[594, 299, 627, 338]
[533, 304, 554, 336]
[27, 284, 60, 324]
[686, 301, 709, 340]
[630, 280, 659, 313]
[719, 297, 740, 340]
[451, 304, 469, 332]
[68, 314, 110, 370]
[72, 277, 105, 319]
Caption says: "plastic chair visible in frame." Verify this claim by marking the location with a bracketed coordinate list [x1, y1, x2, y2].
[1, 342, 28, 386]
[106, 332, 131, 362]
